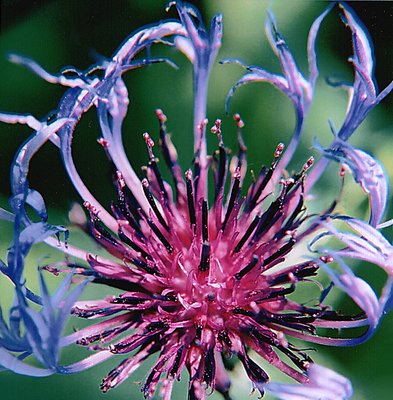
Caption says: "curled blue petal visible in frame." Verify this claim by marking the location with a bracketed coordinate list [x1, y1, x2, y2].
[265, 10, 311, 109]
[0, 112, 43, 132]
[12, 222, 67, 261]
[0, 269, 89, 374]
[381, 277, 393, 314]
[171, 0, 222, 160]
[329, 216, 393, 275]
[9, 117, 71, 209]
[321, 256, 381, 329]
[0, 348, 53, 377]
[17, 302, 51, 366]
[7, 54, 90, 89]
[316, 140, 388, 226]
[340, 3, 376, 95]
[222, 64, 288, 113]
[267, 364, 353, 400]
[224, 4, 330, 187]
[307, 3, 335, 88]
[311, 216, 393, 334]
[24, 189, 48, 222]
[0, 208, 15, 222]
[336, 3, 392, 141]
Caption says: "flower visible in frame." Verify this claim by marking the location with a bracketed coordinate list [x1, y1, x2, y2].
[0, 2, 392, 400]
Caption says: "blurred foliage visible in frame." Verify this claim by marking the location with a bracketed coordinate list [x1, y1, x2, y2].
[0, 1, 392, 399]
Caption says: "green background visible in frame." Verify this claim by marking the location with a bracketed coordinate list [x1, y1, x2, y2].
[0, 1, 392, 399]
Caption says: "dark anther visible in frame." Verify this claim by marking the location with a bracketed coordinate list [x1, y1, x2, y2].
[203, 348, 215, 386]
[142, 180, 170, 231]
[132, 258, 162, 276]
[145, 320, 169, 333]
[238, 352, 269, 388]
[246, 166, 273, 212]
[262, 238, 296, 268]
[146, 218, 173, 254]
[201, 199, 209, 242]
[218, 330, 232, 348]
[222, 172, 241, 232]
[118, 228, 150, 259]
[235, 254, 259, 280]
[233, 214, 260, 253]
[198, 241, 211, 272]
[186, 170, 196, 228]
[169, 346, 184, 376]
[251, 196, 283, 242]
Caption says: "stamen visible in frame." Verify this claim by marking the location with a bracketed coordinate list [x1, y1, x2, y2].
[320, 255, 334, 263]
[132, 258, 161, 276]
[251, 195, 284, 243]
[274, 143, 285, 158]
[268, 261, 318, 285]
[233, 214, 261, 253]
[201, 199, 209, 242]
[203, 348, 215, 386]
[143, 132, 155, 157]
[222, 167, 241, 231]
[142, 178, 169, 231]
[216, 145, 227, 198]
[288, 156, 315, 191]
[233, 113, 244, 129]
[246, 143, 284, 212]
[118, 228, 150, 259]
[143, 132, 170, 202]
[155, 108, 167, 124]
[83, 201, 98, 215]
[235, 254, 259, 280]
[169, 346, 185, 377]
[145, 217, 173, 254]
[303, 156, 314, 172]
[198, 241, 211, 272]
[156, 109, 185, 201]
[275, 193, 305, 240]
[212, 119, 227, 199]
[218, 330, 232, 349]
[198, 199, 210, 272]
[113, 174, 143, 234]
[97, 137, 110, 149]
[235, 113, 247, 169]
[185, 169, 196, 228]
[262, 238, 296, 268]
[210, 119, 222, 135]
[112, 199, 141, 236]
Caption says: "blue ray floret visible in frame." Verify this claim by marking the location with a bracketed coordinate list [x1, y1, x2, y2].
[0, 185, 88, 375]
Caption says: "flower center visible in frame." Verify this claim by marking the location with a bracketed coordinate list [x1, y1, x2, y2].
[85, 115, 316, 345]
